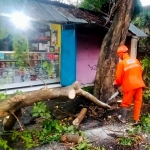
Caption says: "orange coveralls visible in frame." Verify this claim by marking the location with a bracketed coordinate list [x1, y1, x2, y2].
[114, 53, 145, 121]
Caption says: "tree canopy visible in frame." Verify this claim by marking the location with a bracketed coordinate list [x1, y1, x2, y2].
[80, 0, 106, 11]
[132, 10, 150, 33]
[80, 0, 143, 19]
[132, 8, 150, 55]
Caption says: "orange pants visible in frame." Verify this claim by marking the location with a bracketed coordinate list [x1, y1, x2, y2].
[121, 88, 143, 121]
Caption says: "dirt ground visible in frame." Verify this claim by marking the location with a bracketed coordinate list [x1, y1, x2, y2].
[79, 103, 150, 150]
[0, 101, 150, 150]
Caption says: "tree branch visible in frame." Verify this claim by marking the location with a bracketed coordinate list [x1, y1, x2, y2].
[0, 81, 111, 118]
[11, 111, 24, 131]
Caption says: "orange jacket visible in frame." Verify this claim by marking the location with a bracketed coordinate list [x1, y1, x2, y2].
[114, 54, 145, 92]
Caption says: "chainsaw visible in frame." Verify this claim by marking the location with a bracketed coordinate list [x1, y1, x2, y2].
[107, 90, 120, 103]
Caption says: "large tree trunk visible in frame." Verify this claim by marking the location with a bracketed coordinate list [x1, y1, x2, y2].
[0, 81, 110, 130]
[94, 0, 135, 102]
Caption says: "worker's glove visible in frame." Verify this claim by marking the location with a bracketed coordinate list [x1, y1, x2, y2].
[113, 83, 118, 89]
[114, 85, 118, 89]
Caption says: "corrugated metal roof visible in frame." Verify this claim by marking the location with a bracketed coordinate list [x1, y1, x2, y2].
[0, 0, 68, 23]
[0, 0, 148, 37]
[103, 16, 148, 37]
[52, 6, 87, 23]
[0, 0, 87, 23]
[129, 23, 148, 37]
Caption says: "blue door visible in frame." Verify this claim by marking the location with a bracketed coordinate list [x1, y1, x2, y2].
[61, 30, 76, 86]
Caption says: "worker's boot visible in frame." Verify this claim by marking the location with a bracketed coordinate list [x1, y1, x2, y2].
[118, 107, 128, 123]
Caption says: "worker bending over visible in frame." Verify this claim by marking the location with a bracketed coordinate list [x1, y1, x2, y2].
[113, 45, 145, 123]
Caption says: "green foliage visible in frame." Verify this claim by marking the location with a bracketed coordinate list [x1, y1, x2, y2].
[132, 9, 150, 55]
[141, 57, 150, 86]
[117, 137, 136, 146]
[14, 90, 24, 95]
[128, 113, 150, 134]
[82, 86, 94, 95]
[42, 61, 53, 76]
[143, 90, 150, 104]
[132, 11, 150, 30]
[0, 101, 106, 149]
[80, 0, 106, 11]
[72, 140, 92, 150]
[32, 102, 51, 119]
[2, 102, 79, 149]
[12, 130, 38, 149]
[97, 146, 106, 150]
[139, 37, 150, 48]
[80, 0, 142, 19]
[0, 136, 13, 150]
[32, 102, 63, 144]
[0, 93, 10, 101]
[32, 102, 79, 144]
[146, 145, 150, 150]
[132, 9, 150, 51]
[127, 125, 142, 134]
[12, 34, 29, 68]
[117, 114, 150, 148]
[12, 34, 29, 53]
[140, 113, 150, 133]
[141, 57, 150, 103]
[0, 27, 29, 69]
[71, 139, 105, 150]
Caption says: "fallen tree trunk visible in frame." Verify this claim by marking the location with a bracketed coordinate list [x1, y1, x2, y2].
[73, 108, 87, 126]
[0, 81, 111, 130]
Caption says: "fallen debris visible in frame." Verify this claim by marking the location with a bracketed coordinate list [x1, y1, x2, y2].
[61, 134, 83, 144]
[73, 108, 87, 127]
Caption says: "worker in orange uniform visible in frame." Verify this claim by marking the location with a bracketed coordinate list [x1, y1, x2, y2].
[113, 45, 145, 123]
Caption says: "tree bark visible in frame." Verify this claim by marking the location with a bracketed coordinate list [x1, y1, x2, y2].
[94, 0, 135, 102]
[0, 81, 110, 130]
